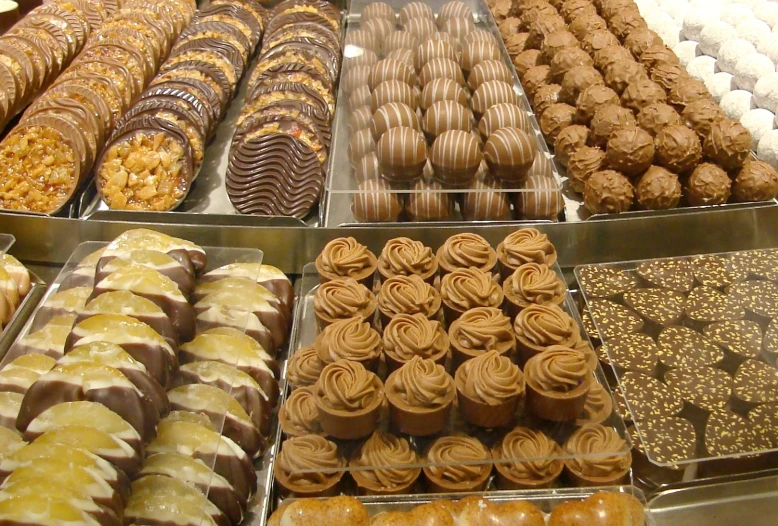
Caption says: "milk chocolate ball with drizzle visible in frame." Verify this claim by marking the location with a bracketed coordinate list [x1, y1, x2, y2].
[423, 100, 473, 142]
[377, 126, 427, 182]
[352, 179, 404, 222]
[635, 165, 682, 210]
[655, 125, 702, 174]
[605, 126, 656, 177]
[430, 129, 483, 187]
[484, 126, 538, 182]
[479, 103, 530, 139]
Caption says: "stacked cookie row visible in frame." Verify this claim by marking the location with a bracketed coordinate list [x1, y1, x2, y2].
[0, 229, 293, 525]
[489, 0, 778, 213]
[273, 230, 630, 498]
[93, 0, 264, 212]
[342, 0, 563, 223]
[0, 0, 195, 215]
[226, 0, 342, 220]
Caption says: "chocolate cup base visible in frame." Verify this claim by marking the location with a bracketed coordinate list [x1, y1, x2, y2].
[526, 379, 591, 422]
[497, 254, 518, 282]
[516, 339, 548, 368]
[450, 342, 514, 371]
[422, 467, 491, 494]
[274, 466, 344, 498]
[316, 258, 376, 289]
[321, 354, 381, 374]
[384, 347, 448, 374]
[352, 471, 420, 496]
[388, 397, 453, 436]
[442, 300, 467, 328]
[316, 397, 383, 440]
[457, 388, 521, 429]
[563, 464, 631, 487]
[631, 448, 686, 486]
[378, 305, 441, 330]
[377, 264, 438, 286]
[493, 461, 562, 490]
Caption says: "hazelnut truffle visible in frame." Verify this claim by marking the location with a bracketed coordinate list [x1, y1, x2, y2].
[605, 126, 656, 177]
[580, 30, 620, 57]
[415, 39, 458, 73]
[462, 176, 512, 220]
[516, 174, 564, 219]
[640, 45, 680, 73]
[371, 102, 420, 141]
[419, 58, 465, 88]
[513, 50, 544, 78]
[499, 18, 522, 41]
[350, 128, 376, 165]
[533, 84, 563, 116]
[541, 30, 580, 63]
[550, 47, 594, 83]
[686, 163, 732, 206]
[370, 59, 417, 91]
[568, 146, 606, 193]
[704, 119, 752, 171]
[554, 125, 590, 167]
[576, 85, 620, 124]
[406, 178, 455, 221]
[461, 41, 501, 74]
[431, 130, 483, 186]
[655, 125, 702, 174]
[635, 165, 682, 209]
[621, 79, 667, 112]
[560, 65, 604, 105]
[668, 78, 710, 111]
[624, 28, 663, 58]
[584, 170, 635, 214]
[468, 60, 513, 91]
[352, 179, 404, 222]
[539, 103, 577, 142]
[594, 45, 635, 73]
[522, 65, 553, 97]
[568, 14, 608, 40]
[732, 160, 778, 202]
[484, 126, 538, 182]
[423, 100, 473, 142]
[472, 80, 519, 119]
[637, 103, 682, 137]
[604, 59, 648, 95]
[609, 10, 648, 41]
[682, 99, 726, 139]
[479, 103, 530, 139]
[590, 104, 637, 147]
[527, 14, 567, 49]
[651, 62, 689, 93]
[377, 126, 428, 182]
[505, 33, 531, 57]
[560, 0, 597, 23]
[420, 78, 468, 112]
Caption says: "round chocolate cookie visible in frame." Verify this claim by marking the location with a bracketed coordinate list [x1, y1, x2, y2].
[603, 332, 658, 375]
[620, 371, 685, 422]
[636, 259, 694, 292]
[587, 299, 643, 340]
[623, 288, 686, 326]
[664, 367, 733, 413]
[657, 326, 725, 368]
[577, 266, 638, 299]
[685, 286, 745, 324]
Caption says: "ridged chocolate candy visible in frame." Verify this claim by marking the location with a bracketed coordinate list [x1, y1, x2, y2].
[460, 41, 500, 74]
[352, 179, 403, 222]
[621, 78, 667, 112]
[423, 100, 472, 142]
[430, 129, 482, 186]
[584, 169, 635, 214]
[419, 57, 465, 88]
[472, 80, 518, 119]
[371, 102, 420, 141]
[554, 124, 590, 167]
[635, 165, 682, 209]
[468, 60, 512, 91]
[420, 78, 468, 111]
[550, 46, 593, 83]
[377, 126, 427, 182]
[533, 84, 563, 117]
[372, 80, 419, 111]
[590, 104, 637, 147]
[540, 30, 579, 64]
[484, 126, 538, 182]
[478, 102, 530, 139]
[416, 39, 457, 73]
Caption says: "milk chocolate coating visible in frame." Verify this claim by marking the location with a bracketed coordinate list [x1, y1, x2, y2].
[576, 84, 619, 124]
[560, 65, 603, 105]
[468, 60, 512, 91]
[521, 64, 552, 98]
[568, 146, 606, 193]
[423, 100, 473, 142]
[462, 176, 512, 221]
[639, 44, 679, 73]
[419, 58, 465, 89]
[513, 49, 543, 78]
[605, 126, 655, 177]
[732, 161, 778, 202]
[472, 80, 518, 118]
[593, 45, 635, 73]
[371, 102, 420, 141]
[624, 28, 662, 58]
[650, 62, 689, 93]
[406, 177, 454, 221]
[637, 102, 682, 137]
[516, 173, 564, 219]
[580, 29, 620, 57]
[550, 46, 593, 83]
[686, 163, 732, 206]
[539, 102, 576, 142]
[349, 128, 375, 164]
[590, 104, 637, 147]
[568, 13, 608, 40]
[533, 84, 563, 117]
[540, 30, 579, 63]
[704, 119, 752, 172]
[604, 59, 648, 95]
[484, 126, 537, 181]
[352, 179, 404, 222]
[554, 124, 589, 167]
[431, 129, 483, 187]
[682, 99, 725, 140]
[376, 126, 427, 182]
[527, 13, 566, 49]
[668, 78, 710, 111]
[635, 165, 682, 209]
[621, 78, 667, 112]
[373, 80, 420, 112]
[584, 169, 634, 214]
[655, 124, 702, 174]
[479, 102, 530, 139]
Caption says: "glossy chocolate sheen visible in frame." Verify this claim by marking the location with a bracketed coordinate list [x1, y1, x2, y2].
[266, 11, 338, 41]
[248, 62, 334, 115]
[262, 22, 340, 56]
[376, 126, 427, 182]
[197, 3, 262, 45]
[43, 83, 114, 140]
[373, 80, 419, 112]
[152, 75, 224, 126]
[248, 81, 331, 125]
[163, 60, 233, 111]
[371, 102, 420, 141]
[258, 44, 337, 85]
[141, 81, 218, 136]
[24, 95, 103, 150]
[423, 100, 473, 142]
[240, 100, 331, 150]
[172, 37, 247, 79]
[127, 94, 210, 141]
[179, 20, 251, 57]
[113, 101, 206, 156]
[472, 80, 518, 117]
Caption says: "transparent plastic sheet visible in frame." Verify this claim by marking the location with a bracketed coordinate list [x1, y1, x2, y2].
[575, 248, 778, 483]
[321, 0, 565, 226]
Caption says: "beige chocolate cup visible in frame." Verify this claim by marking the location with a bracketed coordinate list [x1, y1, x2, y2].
[448, 313, 517, 370]
[385, 370, 455, 436]
[422, 464, 492, 493]
[436, 245, 498, 276]
[315, 252, 377, 289]
[349, 449, 421, 496]
[526, 373, 593, 422]
[455, 367, 522, 429]
[492, 447, 564, 490]
[274, 464, 344, 498]
[563, 453, 632, 487]
[502, 273, 565, 320]
[378, 299, 442, 329]
[315, 381, 385, 440]
[384, 342, 449, 373]
[516, 332, 581, 366]
[377, 258, 439, 286]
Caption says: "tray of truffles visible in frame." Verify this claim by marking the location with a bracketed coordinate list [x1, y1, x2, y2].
[485, 0, 778, 221]
[269, 229, 634, 508]
[269, 487, 654, 525]
[76, 0, 343, 225]
[0, 228, 296, 526]
[575, 249, 778, 492]
[321, 0, 566, 226]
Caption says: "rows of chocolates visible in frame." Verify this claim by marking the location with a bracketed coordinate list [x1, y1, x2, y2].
[94, 0, 265, 212]
[273, 230, 631, 498]
[226, 0, 342, 219]
[0, 0, 195, 215]
[487, 0, 778, 213]
[0, 229, 294, 525]
[339, 1, 565, 223]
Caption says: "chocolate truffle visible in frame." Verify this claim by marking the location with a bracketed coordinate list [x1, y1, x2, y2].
[462, 175, 512, 220]
[704, 118, 752, 172]
[372, 80, 420, 112]
[416, 39, 458, 73]
[521, 64, 552, 98]
[484, 126, 538, 182]
[420, 78, 467, 112]
[527, 152, 555, 178]
[386, 48, 415, 69]
[580, 30, 621, 57]
[568, 13, 608, 40]
[499, 18, 522, 41]
[686, 163, 732, 206]
[383, 31, 419, 55]
[472, 80, 519, 119]
[624, 28, 663, 58]
[422, 100, 473, 142]
[682, 99, 725, 139]
[371, 102, 420, 141]
[352, 179, 404, 222]
[637, 103, 682, 137]
[560, 65, 604, 105]
[590, 104, 637, 147]
[654, 125, 702, 174]
[422, 436, 492, 493]
[406, 178, 455, 221]
[463, 29, 499, 48]
[539, 103, 576, 142]
[439, 1, 471, 26]
[355, 152, 381, 183]
[419, 58, 465, 88]
[527, 13, 567, 49]
[369, 59, 416, 91]
[550, 47, 594, 83]
[347, 29, 379, 54]
[554, 125, 589, 167]
[639, 45, 680, 74]
[635, 165, 682, 209]
[560, 0, 597, 22]
[576, 85, 620, 124]
[604, 59, 648, 95]
[651, 62, 690, 93]
[533, 84, 563, 117]
[513, 50, 544, 78]
[400, 2, 433, 25]
[349, 128, 376, 164]
[668, 78, 710, 111]
[460, 41, 500, 75]
[349, 105, 374, 134]
[605, 126, 655, 177]
[621, 79, 667, 112]
[405, 17, 437, 41]
[584, 170, 635, 214]
[479, 103, 530, 139]
[568, 146, 606, 193]
[350, 85, 373, 112]
[468, 60, 513, 91]
[376, 126, 427, 182]
[540, 30, 580, 63]
[516, 173, 564, 219]
[732, 160, 778, 202]
[442, 16, 476, 42]
[430, 129, 483, 186]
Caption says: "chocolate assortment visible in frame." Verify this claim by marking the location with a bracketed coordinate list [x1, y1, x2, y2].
[488, 0, 778, 215]
[578, 248, 778, 486]
[274, 229, 630, 500]
[0, 229, 293, 525]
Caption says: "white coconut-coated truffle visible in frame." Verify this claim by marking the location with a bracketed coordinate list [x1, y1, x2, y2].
[699, 21, 738, 57]
[654, 18, 683, 47]
[754, 3, 778, 28]
[683, 12, 720, 41]
[757, 129, 778, 170]
[754, 72, 778, 113]
[722, 89, 757, 120]
[734, 52, 775, 92]
[736, 18, 772, 49]
[717, 38, 757, 73]
[706, 71, 736, 102]
[720, 4, 754, 27]
[741, 108, 775, 149]
[687, 55, 719, 83]
[757, 34, 778, 66]
[662, 1, 692, 25]
[674, 40, 701, 66]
